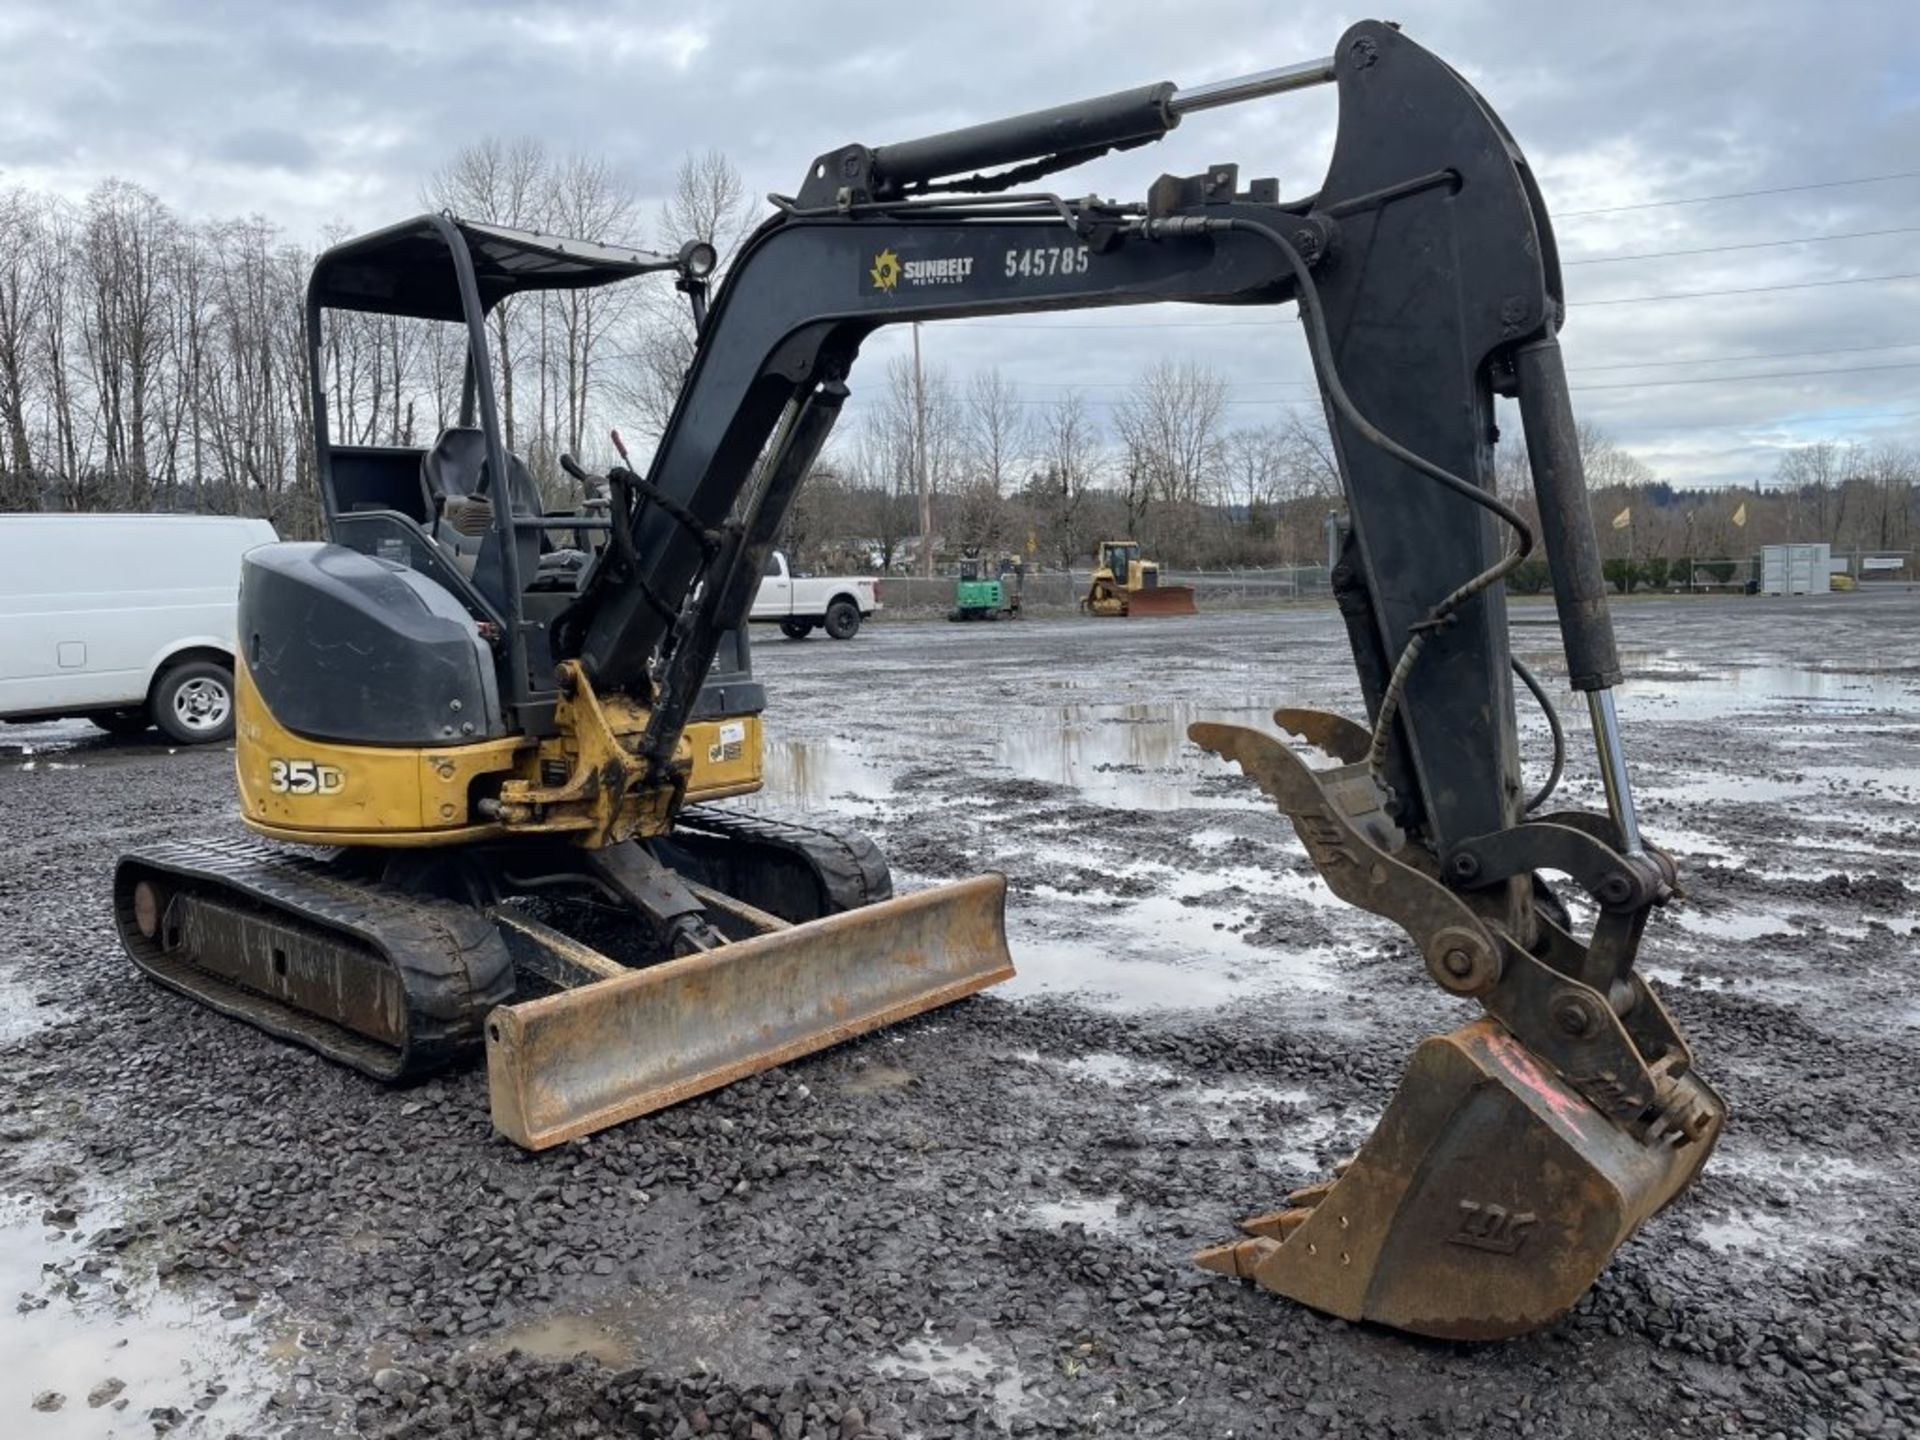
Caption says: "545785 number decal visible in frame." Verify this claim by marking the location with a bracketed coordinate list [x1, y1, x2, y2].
[1004, 245, 1090, 279]
[267, 759, 345, 795]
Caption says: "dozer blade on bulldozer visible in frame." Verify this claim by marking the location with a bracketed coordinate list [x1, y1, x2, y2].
[1123, 584, 1198, 618]
[487, 872, 1012, 1148]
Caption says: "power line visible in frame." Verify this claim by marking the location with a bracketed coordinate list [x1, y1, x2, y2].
[1556, 169, 1920, 219]
[953, 268, 1920, 330]
[1605, 404, 1920, 432]
[1568, 340, 1920, 372]
[1563, 226, 1920, 265]
[993, 353, 1920, 405]
[996, 340, 1920, 392]
[1573, 271, 1920, 306]
[1570, 360, 1920, 391]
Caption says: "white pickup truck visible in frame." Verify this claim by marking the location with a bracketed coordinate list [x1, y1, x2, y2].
[750, 551, 879, 640]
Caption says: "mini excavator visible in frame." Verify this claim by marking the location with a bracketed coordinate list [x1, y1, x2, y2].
[115, 20, 1722, 1341]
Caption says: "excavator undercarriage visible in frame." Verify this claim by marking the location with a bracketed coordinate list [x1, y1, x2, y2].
[114, 17, 1725, 1340]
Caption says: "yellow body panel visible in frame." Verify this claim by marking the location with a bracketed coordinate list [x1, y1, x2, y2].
[236, 656, 764, 847]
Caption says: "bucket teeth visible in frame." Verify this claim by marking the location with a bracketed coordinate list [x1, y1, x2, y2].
[1282, 1180, 1336, 1209]
[1195, 1236, 1281, 1279]
[1241, 1207, 1313, 1240]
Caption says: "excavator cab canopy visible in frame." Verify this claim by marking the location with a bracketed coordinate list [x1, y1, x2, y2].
[303, 214, 714, 725]
[309, 215, 700, 321]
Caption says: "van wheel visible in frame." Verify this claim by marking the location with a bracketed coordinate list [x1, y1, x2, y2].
[90, 709, 152, 738]
[824, 600, 862, 640]
[153, 661, 235, 744]
[779, 619, 814, 640]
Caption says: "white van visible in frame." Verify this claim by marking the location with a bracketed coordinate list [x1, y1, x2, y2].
[0, 514, 278, 743]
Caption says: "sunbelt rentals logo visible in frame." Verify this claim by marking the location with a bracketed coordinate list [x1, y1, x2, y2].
[869, 247, 972, 293]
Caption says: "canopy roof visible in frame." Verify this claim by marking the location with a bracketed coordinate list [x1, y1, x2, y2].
[309, 214, 681, 321]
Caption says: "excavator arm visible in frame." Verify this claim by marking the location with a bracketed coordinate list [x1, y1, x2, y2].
[552, 18, 1724, 1338]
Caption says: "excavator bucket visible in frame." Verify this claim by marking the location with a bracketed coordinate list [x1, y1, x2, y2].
[485, 873, 1013, 1148]
[1195, 1018, 1721, 1340]
[1125, 585, 1197, 618]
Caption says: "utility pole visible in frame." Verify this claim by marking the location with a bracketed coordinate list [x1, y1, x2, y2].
[913, 322, 932, 578]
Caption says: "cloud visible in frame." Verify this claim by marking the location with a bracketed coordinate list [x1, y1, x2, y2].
[1, 0, 1915, 486]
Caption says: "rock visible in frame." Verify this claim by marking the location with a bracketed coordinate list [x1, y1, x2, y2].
[31, 1391, 63, 1412]
[86, 1378, 126, 1408]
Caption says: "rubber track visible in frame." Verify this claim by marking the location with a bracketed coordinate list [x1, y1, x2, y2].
[674, 805, 893, 913]
[114, 836, 515, 1081]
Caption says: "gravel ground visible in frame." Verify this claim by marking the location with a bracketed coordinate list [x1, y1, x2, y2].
[1, 591, 1917, 1440]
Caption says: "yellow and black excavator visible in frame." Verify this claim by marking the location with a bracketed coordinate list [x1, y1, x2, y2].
[1082, 540, 1198, 617]
[116, 21, 1724, 1342]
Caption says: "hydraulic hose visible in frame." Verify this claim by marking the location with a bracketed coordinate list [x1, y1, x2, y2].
[1138, 213, 1562, 808]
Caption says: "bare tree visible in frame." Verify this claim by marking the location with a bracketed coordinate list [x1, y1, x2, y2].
[1025, 390, 1099, 569]
[948, 368, 1027, 553]
[619, 151, 759, 446]
[0, 191, 45, 505]
[422, 137, 550, 452]
[1221, 425, 1282, 523]
[547, 153, 640, 463]
[1114, 357, 1227, 513]
[82, 180, 179, 506]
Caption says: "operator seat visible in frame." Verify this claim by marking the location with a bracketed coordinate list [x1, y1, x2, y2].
[419, 426, 547, 601]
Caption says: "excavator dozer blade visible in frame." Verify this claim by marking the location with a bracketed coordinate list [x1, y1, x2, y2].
[1196, 1018, 1723, 1340]
[485, 873, 1014, 1149]
[1125, 585, 1198, 617]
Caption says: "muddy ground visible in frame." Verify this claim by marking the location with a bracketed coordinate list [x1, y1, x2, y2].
[1, 591, 1916, 1439]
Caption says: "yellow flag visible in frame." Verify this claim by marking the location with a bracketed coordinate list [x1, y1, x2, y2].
[1611, 507, 1632, 530]
[1731, 501, 1748, 528]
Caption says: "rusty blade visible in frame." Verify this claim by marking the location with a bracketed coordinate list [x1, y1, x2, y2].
[1124, 585, 1198, 617]
[1197, 1018, 1724, 1340]
[485, 873, 1014, 1149]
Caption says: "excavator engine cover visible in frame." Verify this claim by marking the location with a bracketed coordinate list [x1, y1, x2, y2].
[1196, 1019, 1721, 1339]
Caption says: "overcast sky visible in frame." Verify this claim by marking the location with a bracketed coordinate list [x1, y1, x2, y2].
[2, 0, 1916, 488]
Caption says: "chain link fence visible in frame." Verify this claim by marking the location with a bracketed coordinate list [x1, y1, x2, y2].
[872, 565, 1333, 616]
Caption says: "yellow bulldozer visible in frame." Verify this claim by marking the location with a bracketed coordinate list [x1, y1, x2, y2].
[115, 20, 1726, 1343]
[1082, 540, 1198, 617]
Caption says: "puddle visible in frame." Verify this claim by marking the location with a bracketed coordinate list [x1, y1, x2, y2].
[1026, 1196, 1127, 1236]
[484, 1307, 637, 1368]
[1179, 1081, 1349, 1171]
[843, 1062, 917, 1095]
[0, 973, 67, 1043]
[1694, 1213, 1793, 1253]
[1004, 905, 1336, 1011]
[1666, 909, 1796, 942]
[1691, 1140, 1881, 1257]
[481, 1284, 745, 1375]
[874, 1329, 1029, 1421]
[760, 736, 895, 804]
[1645, 764, 1920, 808]
[0, 1197, 274, 1436]
[1619, 664, 1918, 724]
[992, 700, 1276, 810]
[1060, 1053, 1177, 1086]
[1028, 1050, 1350, 1174]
